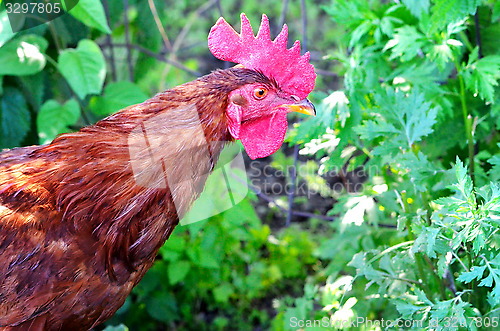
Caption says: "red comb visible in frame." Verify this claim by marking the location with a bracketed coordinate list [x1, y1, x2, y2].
[208, 13, 316, 99]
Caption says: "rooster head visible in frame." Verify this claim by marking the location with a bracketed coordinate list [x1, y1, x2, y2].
[208, 13, 316, 159]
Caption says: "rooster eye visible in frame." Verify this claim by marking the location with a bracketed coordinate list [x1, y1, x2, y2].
[253, 88, 268, 100]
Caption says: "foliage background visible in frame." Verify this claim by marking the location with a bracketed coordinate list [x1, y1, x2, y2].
[1, 0, 500, 330]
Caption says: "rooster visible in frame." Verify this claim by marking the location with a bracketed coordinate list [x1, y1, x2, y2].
[0, 14, 316, 330]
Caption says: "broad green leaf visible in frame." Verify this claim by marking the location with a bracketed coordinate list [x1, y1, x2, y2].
[494, 1, 500, 22]
[167, 260, 191, 285]
[322, 0, 368, 27]
[213, 283, 234, 303]
[0, 87, 30, 148]
[429, 0, 479, 33]
[58, 39, 106, 100]
[89, 81, 147, 116]
[37, 99, 80, 144]
[145, 292, 177, 323]
[0, 35, 47, 76]
[0, 10, 16, 48]
[349, 20, 373, 49]
[19, 72, 44, 110]
[196, 249, 220, 269]
[67, 0, 111, 34]
[402, 0, 429, 18]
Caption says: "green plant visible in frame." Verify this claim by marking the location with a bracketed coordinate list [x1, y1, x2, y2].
[278, 0, 500, 330]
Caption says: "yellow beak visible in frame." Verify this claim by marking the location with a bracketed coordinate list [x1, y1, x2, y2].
[286, 98, 316, 116]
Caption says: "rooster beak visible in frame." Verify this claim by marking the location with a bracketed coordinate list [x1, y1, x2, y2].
[286, 98, 316, 116]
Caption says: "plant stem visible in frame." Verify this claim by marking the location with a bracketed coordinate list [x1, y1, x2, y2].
[404, 216, 434, 301]
[421, 191, 432, 226]
[455, 59, 475, 184]
[423, 255, 447, 300]
[459, 31, 475, 53]
[466, 242, 476, 304]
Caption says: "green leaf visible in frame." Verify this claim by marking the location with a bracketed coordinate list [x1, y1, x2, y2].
[395, 151, 437, 192]
[357, 88, 438, 157]
[488, 147, 500, 181]
[479, 273, 494, 287]
[0, 10, 16, 48]
[402, 0, 430, 18]
[454, 157, 474, 200]
[384, 26, 426, 61]
[395, 300, 422, 319]
[463, 53, 500, 103]
[167, 260, 191, 285]
[428, 42, 454, 71]
[58, 39, 106, 100]
[145, 291, 177, 323]
[196, 249, 220, 269]
[494, 1, 500, 22]
[89, 81, 148, 116]
[0, 87, 30, 148]
[426, 227, 440, 258]
[19, 73, 44, 110]
[67, 0, 111, 34]
[457, 265, 486, 283]
[102, 325, 129, 331]
[349, 20, 373, 49]
[429, 0, 479, 33]
[37, 99, 81, 144]
[213, 283, 234, 303]
[0, 35, 47, 76]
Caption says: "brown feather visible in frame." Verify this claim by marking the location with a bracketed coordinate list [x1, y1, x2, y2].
[0, 68, 274, 330]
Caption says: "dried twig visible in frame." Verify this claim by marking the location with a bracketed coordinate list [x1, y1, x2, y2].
[215, 0, 223, 17]
[148, 0, 172, 52]
[300, 0, 308, 52]
[123, 0, 134, 81]
[158, 0, 216, 89]
[277, 0, 289, 31]
[315, 68, 338, 77]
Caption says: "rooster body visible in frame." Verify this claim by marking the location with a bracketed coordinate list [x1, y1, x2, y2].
[0, 14, 315, 330]
[0, 69, 263, 329]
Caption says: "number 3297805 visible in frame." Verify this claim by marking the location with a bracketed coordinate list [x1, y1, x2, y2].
[6, 2, 61, 14]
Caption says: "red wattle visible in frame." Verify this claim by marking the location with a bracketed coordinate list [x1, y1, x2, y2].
[239, 112, 288, 159]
